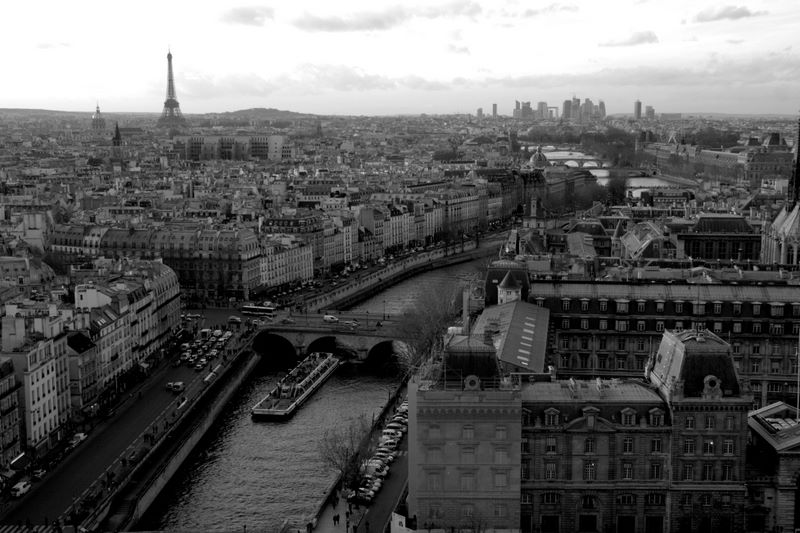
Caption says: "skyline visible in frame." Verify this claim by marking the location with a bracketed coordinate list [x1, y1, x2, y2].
[2, 0, 799, 116]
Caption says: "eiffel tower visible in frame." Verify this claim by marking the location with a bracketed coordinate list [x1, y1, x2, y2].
[157, 49, 186, 129]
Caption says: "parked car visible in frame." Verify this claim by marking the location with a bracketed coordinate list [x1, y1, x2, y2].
[11, 480, 31, 497]
[68, 432, 88, 448]
[31, 468, 46, 481]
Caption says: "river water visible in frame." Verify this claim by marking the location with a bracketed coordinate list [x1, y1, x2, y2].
[142, 257, 489, 532]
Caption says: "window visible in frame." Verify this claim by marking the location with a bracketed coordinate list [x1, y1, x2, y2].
[753, 322, 762, 334]
[753, 344, 761, 355]
[427, 447, 443, 463]
[714, 302, 722, 314]
[462, 504, 474, 519]
[685, 416, 695, 429]
[725, 416, 735, 431]
[650, 462, 662, 480]
[616, 320, 628, 332]
[493, 504, 507, 518]
[428, 504, 443, 519]
[617, 300, 629, 313]
[562, 299, 571, 311]
[581, 337, 589, 350]
[703, 463, 714, 481]
[694, 302, 705, 315]
[650, 411, 664, 426]
[684, 438, 695, 454]
[701, 494, 712, 506]
[751, 358, 761, 373]
[494, 449, 509, 464]
[583, 460, 597, 480]
[637, 321, 646, 332]
[714, 322, 722, 333]
[733, 303, 741, 315]
[623, 437, 634, 453]
[753, 303, 761, 315]
[771, 324, 784, 335]
[545, 409, 559, 426]
[561, 318, 570, 329]
[675, 320, 684, 331]
[622, 462, 633, 479]
[542, 492, 560, 504]
[494, 472, 508, 488]
[495, 425, 507, 440]
[680, 493, 692, 506]
[599, 300, 608, 312]
[545, 462, 557, 480]
[427, 472, 442, 491]
[618, 493, 636, 505]
[616, 337, 627, 351]
[733, 322, 742, 333]
[584, 437, 596, 453]
[599, 319, 607, 330]
[582, 495, 597, 509]
[462, 425, 474, 439]
[656, 321, 665, 332]
[656, 301, 664, 313]
[651, 438, 663, 453]
[646, 493, 665, 506]
[460, 473, 475, 490]
[771, 359, 783, 374]
[428, 424, 441, 439]
[461, 447, 475, 464]
[682, 462, 694, 481]
[521, 493, 532, 505]
[705, 416, 715, 430]
[546, 437, 557, 453]
[622, 410, 636, 426]
[703, 440, 715, 454]
[581, 319, 589, 330]
[581, 300, 589, 312]
[722, 463, 734, 481]
[560, 338, 569, 350]
[733, 343, 741, 354]
[675, 302, 683, 313]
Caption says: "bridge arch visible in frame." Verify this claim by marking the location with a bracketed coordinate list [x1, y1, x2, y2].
[363, 340, 406, 375]
[252, 332, 299, 370]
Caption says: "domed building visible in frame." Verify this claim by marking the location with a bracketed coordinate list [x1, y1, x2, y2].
[529, 145, 548, 170]
[91, 103, 106, 131]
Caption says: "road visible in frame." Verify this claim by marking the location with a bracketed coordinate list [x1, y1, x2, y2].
[1, 353, 206, 525]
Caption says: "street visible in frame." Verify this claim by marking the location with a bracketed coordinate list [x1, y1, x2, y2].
[1, 354, 206, 525]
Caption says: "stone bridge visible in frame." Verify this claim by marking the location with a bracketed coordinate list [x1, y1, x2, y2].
[251, 312, 409, 365]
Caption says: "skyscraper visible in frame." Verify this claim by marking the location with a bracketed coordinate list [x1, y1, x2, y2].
[492, 103, 498, 118]
[157, 50, 186, 129]
[476, 107, 483, 119]
[634, 100, 642, 120]
[598, 100, 606, 118]
[562, 100, 572, 120]
[645, 105, 655, 119]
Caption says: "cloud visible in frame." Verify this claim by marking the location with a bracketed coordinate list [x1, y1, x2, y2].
[599, 31, 659, 47]
[448, 44, 470, 54]
[726, 39, 744, 44]
[221, 6, 275, 26]
[694, 6, 766, 22]
[36, 42, 70, 49]
[521, 3, 578, 17]
[292, 1, 481, 32]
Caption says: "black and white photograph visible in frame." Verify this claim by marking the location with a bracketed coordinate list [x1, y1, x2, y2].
[1, 1, 799, 532]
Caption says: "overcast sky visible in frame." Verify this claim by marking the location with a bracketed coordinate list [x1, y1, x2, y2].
[2, 0, 798, 116]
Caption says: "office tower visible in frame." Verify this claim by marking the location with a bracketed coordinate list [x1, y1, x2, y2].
[634, 100, 642, 120]
[492, 103, 497, 118]
[572, 96, 581, 121]
[598, 100, 606, 118]
[645, 105, 655, 119]
[562, 100, 572, 120]
[536, 102, 548, 120]
[157, 49, 186, 129]
[513, 100, 521, 119]
[477, 108, 483, 119]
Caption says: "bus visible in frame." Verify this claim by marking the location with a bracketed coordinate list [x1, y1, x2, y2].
[241, 305, 276, 318]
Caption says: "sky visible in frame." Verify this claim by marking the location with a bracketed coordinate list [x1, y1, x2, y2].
[1, 0, 799, 116]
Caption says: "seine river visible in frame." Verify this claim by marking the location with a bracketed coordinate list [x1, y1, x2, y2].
[140, 258, 488, 532]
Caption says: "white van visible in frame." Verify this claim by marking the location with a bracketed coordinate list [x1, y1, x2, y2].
[323, 315, 339, 323]
[11, 480, 31, 497]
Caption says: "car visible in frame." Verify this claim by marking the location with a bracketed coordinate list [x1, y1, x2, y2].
[69, 432, 88, 448]
[32, 468, 47, 481]
[10, 480, 31, 497]
[379, 437, 399, 448]
[385, 422, 406, 432]
[167, 381, 185, 392]
[322, 315, 339, 323]
[195, 362, 205, 371]
[281, 318, 296, 324]
[381, 428, 403, 440]
[343, 320, 359, 328]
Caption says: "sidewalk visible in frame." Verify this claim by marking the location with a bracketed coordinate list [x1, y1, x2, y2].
[312, 493, 368, 533]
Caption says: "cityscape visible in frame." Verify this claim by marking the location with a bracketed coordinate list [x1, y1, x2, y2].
[2, 1, 800, 533]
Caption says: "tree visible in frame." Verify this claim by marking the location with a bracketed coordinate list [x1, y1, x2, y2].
[606, 177, 627, 205]
[318, 414, 371, 491]
[394, 283, 461, 376]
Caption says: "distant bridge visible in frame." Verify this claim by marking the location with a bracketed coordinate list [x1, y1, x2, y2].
[252, 312, 410, 364]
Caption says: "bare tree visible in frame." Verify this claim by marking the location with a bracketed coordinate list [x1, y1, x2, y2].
[394, 283, 461, 376]
[318, 414, 371, 490]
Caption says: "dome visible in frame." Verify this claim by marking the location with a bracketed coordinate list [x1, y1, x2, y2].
[529, 145, 548, 169]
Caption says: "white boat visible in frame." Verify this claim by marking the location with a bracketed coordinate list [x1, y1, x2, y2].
[251, 352, 339, 420]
